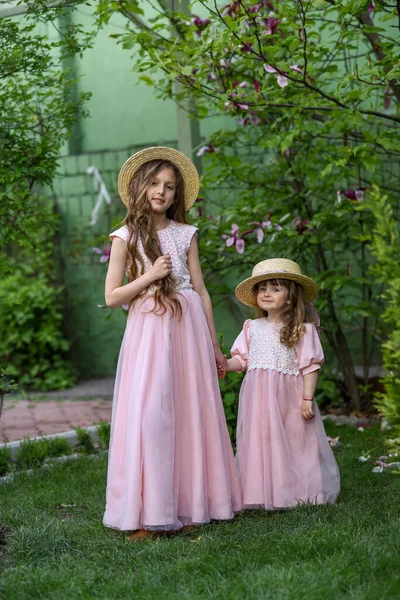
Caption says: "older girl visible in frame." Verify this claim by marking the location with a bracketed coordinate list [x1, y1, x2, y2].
[103, 147, 241, 540]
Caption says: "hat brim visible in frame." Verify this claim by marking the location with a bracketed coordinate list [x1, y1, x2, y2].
[118, 146, 200, 210]
[235, 272, 318, 307]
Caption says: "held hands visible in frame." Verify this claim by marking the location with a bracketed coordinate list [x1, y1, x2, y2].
[214, 347, 228, 379]
[301, 399, 315, 420]
[149, 255, 172, 281]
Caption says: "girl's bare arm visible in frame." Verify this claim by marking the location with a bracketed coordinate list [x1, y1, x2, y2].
[105, 238, 171, 309]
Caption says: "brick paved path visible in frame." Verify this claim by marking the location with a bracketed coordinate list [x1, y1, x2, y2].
[0, 378, 114, 444]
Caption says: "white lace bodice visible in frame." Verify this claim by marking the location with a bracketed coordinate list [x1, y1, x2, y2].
[248, 319, 300, 375]
[110, 220, 198, 295]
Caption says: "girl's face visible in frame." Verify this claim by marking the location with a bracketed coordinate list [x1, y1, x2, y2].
[256, 281, 289, 315]
[146, 167, 177, 215]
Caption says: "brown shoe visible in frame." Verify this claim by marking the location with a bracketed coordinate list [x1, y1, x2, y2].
[181, 525, 198, 534]
[125, 529, 157, 542]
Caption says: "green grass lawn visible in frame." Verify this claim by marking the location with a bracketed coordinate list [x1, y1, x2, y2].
[1, 423, 399, 600]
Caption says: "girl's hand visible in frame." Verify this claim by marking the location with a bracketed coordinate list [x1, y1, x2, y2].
[214, 347, 227, 379]
[217, 354, 228, 378]
[149, 255, 172, 281]
[301, 400, 315, 420]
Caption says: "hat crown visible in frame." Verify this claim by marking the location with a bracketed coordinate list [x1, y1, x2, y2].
[252, 258, 302, 278]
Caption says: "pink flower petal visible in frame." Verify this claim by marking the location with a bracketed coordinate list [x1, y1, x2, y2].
[257, 227, 264, 243]
[100, 255, 109, 263]
[336, 190, 342, 203]
[225, 237, 235, 247]
[232, 223, 239, 234]
[196, 146, 208, 157]
[277, 74, 288, 88]
[263, 64, 277, 73]
[237, 103, 249, 110]
[367, 1, 375, 13]
[236, 238, 245, 254]
[290, 65, 302, 73]
[93, 247, 103, 255]
[355, 190, 364, 202]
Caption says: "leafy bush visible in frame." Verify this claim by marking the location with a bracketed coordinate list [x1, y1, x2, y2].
[15, 436, 72, 471]
[0, 264, 75, 391]
[46, 437, 73, 459]
[366, 187, 400, 458]
[99, 0, 400, 412]
[75, 427, 96, 455]
[0, 447, 12, 477]
[0, 6, 91, 391]
[96, 420, 111, 449]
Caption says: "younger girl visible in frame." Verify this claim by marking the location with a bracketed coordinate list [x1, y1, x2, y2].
[103, 147, 242, 540]
[224, 258, 340, 510]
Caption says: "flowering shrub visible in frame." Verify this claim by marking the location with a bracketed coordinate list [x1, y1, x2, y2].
[97, 1, 400, 410]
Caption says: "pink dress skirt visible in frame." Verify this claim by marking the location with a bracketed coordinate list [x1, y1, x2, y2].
[103, 291, 242, 531]
[232, 320, 340, 510]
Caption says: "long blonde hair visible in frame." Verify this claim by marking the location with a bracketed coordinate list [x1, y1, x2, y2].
[123, 159, 187, 317]
[254, 278, 308, 346]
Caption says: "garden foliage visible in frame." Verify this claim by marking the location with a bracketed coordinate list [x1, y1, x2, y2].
[98, 0, 400, 410]
[365, 186, 400, 455]
[0, 3, 92, 389]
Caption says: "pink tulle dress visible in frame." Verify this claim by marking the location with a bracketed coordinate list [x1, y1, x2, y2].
[231, 319, 340, 510]
[103, 220, 242, 531]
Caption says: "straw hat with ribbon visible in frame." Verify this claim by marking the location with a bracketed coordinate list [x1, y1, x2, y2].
[235, 258, 318, 307]
[118, 146, 200, 210]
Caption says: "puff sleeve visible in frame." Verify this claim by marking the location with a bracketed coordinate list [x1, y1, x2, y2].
[110, 225, 129, 244]
[296, 323, 324, 375]
[230, 320, 251, 372]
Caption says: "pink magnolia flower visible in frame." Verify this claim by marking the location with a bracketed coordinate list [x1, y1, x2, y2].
[292, 216, 310, 234]
[367, 2, 375, 13]
[221, 2, 241, 17]
[240, 42, 254, 53]
[250, 215, 272, 243]
[248, 3, 262, 13]
[290, 65, 302, 74]
[342, 189, 365, 201]
[277, 75, 288, 88]
[254, 79, 260, 93]
[196, 144, 220, 157]
[262, 17, 281, 35]
[233, 80, 247, 88]
[93, 244, 111, 263]
[222, 223, 249, 254]
[264, 64, 288, 87]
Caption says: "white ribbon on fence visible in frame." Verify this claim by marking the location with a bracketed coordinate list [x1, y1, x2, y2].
[86, 166, 112, 226]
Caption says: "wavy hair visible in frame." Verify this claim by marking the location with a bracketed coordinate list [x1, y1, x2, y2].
[123, 159, 188, 317]
[253, 278, 309, 346]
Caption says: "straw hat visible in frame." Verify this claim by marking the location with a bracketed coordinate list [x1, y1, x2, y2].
[118, 146, 200, 210]
[235, 258, 318, 307]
